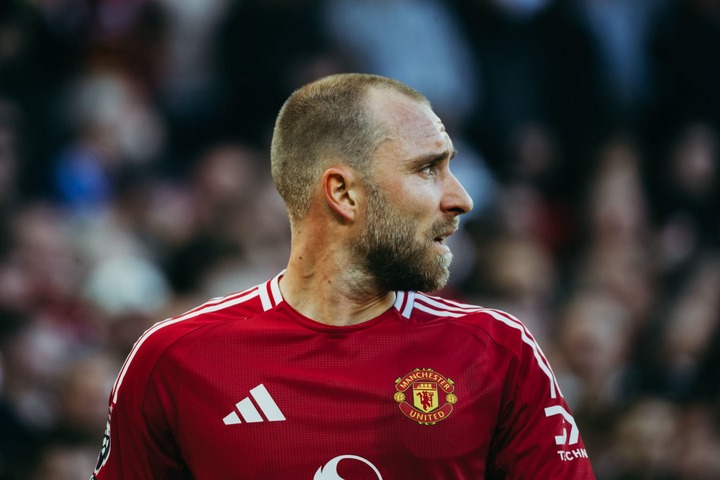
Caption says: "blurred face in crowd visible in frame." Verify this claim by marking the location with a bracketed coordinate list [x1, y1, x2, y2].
[353, 88, 473, 292]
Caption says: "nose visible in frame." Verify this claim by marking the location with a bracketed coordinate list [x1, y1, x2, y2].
[442, 172, 473, 216]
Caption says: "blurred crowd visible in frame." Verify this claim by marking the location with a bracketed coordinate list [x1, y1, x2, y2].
[0, 0, 719, 478]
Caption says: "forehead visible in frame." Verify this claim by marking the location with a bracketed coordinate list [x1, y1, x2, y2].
[368, 88, 451, 159]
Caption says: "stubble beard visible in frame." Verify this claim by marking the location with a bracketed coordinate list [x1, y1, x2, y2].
[354, 183, 456, 293]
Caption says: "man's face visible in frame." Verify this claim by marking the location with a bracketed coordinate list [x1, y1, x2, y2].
[353, 89, 473, 293]
[354, 180, 458, 293]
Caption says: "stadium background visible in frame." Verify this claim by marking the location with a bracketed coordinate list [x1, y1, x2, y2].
[0, 0, 719, 478]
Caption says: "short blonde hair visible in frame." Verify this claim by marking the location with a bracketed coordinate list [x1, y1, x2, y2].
[270, 73, 428, 221]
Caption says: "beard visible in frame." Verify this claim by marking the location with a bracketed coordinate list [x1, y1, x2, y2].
[353, 182, 457, 293]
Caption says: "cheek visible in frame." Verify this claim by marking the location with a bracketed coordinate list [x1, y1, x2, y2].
[406, 194, 441, 234]
[371, 177, 439, 232]
[390, 184, 436, 217]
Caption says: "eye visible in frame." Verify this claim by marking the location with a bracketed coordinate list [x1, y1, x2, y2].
[419, 163, 438, 177]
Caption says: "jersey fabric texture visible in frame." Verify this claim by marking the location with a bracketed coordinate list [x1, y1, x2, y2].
[92, 272, 595, 479]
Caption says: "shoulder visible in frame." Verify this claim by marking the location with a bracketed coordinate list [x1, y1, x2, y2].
[137, 286, 262, 349]
[406, 292, 562, 399]
[405, 292, 537, 350]
[109, 274, 284, 405]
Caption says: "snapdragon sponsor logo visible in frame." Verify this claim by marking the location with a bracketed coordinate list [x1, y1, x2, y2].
[314, 455, 382, 480]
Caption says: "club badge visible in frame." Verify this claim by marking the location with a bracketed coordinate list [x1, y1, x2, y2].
[394, 368, 457, 425]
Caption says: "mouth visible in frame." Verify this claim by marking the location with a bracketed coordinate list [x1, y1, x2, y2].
[434, 233, 450, 245]
[432, 226, 457, 248]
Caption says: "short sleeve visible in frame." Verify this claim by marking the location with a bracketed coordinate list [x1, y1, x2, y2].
[486, 314, 596, 479]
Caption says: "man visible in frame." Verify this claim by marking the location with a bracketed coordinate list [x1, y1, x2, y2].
[92, 73, 595, 479]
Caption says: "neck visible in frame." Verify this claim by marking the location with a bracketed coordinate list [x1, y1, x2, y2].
[279, 245, 396, 327]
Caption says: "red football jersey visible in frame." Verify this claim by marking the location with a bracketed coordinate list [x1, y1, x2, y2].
[92, 272, 595, 479]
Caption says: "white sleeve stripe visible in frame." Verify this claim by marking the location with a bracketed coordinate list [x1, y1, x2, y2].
[269, 273, 284, 306]
[259, 283, 273, 311]
[111, 288, 260, 403]
[392, 291, 416, 319]
[259, 270, 285, 311]
[410, 295, 561, 399]
[401, 291, 416, 318]
[179, 284, 258, 316]
[415, 294, 482, 314]
[393, 291, 406, 311]
[482, 308, 555, 370]
[413, 302, 467, 317]
[482, 308, 563, 398]
[479, 309, 560, 399]
[427, 295, 483, 310]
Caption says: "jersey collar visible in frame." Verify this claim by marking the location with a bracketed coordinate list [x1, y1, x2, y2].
[259, 271, 417, 318]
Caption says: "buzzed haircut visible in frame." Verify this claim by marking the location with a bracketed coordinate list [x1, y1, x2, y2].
[270, 73, 429, 221]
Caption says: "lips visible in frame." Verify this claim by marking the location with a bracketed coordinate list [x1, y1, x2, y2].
[432, 220, 459, 245]
[434, 232, 451, 244]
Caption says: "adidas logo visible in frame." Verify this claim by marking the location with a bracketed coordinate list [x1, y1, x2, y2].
[223, 384, 286, 425]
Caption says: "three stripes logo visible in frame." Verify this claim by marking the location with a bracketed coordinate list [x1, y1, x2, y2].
[223, 384, 286, 425]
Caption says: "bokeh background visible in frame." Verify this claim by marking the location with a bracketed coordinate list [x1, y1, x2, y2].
[0, 0, 719, 478]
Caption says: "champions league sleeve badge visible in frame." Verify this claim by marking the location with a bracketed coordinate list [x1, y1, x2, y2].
[394, 368, 457, 425]
[93, 411, 111, 476]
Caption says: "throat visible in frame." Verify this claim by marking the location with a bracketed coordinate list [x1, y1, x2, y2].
[278, 268, 397, 327]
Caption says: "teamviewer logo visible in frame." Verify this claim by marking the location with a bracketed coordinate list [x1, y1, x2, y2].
[223, 384, 286, 425]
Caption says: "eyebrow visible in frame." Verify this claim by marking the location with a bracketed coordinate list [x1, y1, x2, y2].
[408, 149, 457, 169]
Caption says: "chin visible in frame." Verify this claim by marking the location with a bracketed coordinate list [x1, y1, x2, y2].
[413, 266, 451, 293]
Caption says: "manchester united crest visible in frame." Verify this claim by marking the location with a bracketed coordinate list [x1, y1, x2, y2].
[394, 368, 457, 425]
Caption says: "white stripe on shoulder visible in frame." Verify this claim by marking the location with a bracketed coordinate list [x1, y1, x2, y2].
[393, 291, 406, 311]
[401, 291, 416, 318]
[111, 286, 260, 404]
[414, 301, 467, 317]
[258, 282, 272, 311]
[397, 291, 479, 318]
[478, 307, 562, 399]
[181, 285, 260, 316]
[393, 291, 416, 319]
[269, 271, 284, 307]
[415, 293, 483, 314]
[408, 294, 561, 400]
[426, 295, 485, 311]
[259, 271, 285, 311]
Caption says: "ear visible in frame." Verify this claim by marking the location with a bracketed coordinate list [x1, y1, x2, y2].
[321, 166, 360, 223]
